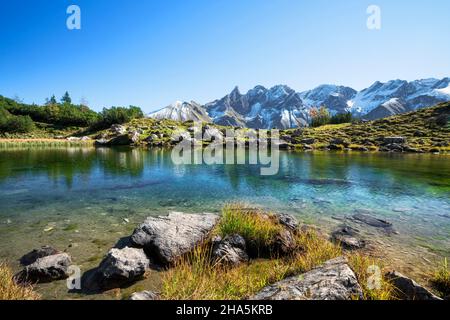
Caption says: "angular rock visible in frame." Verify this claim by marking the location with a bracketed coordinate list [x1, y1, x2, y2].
[212, 234, 249, 266]
[331, 226, 366, 250]
[272, 229, 297, 256]
[96, 247, 150, 288]
[110, 124, 126, 135]
[108, 134, 133, 146]
[300, 138, 315, 145]
[128, 290, 159, 300]
[250, 257, 363, 300]
[19, 246, 61, 266]
[16, 253, 72, 283]
[330, 138, 349, 146]
[276, 213, 299, 232]
[385, 271, 442, 300]
[382, 136, 407, 145]
[131, 212, 219, 265]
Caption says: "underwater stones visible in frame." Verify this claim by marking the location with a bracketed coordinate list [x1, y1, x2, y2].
[128, 290, 159, 300]
[130, 212, 219, 265]
[351, 213, 395, 234]
[385, 271, 442, 300]
[331, 226, 366, 250]
[212, 234, 249, 266]
[250, 257, 363, 300]
[16, 252, 72, 283]
[96, 247, 150, 289]
[19, 246, 61, 266]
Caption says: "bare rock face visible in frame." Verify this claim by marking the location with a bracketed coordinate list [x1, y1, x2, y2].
[130, 212, 219, 265]
[212, 234, 249, 266]
[250, 257, 363, 300]
[128, 290, 159, 300]
[19, 246, 61, 266]
[96, 247, 150, 289]
[382, 136, 407, 145]
[16, 253, 72, 283]
[385, 271, 442, 300]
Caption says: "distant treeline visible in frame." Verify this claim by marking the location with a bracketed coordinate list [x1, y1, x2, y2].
[309, 106, 354, 127]
[0, 93, 144, 133]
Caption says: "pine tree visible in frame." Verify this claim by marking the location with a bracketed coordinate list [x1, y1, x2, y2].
[61, 91, 72, 104]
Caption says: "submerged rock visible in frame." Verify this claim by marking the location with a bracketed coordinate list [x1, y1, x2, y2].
[212, 234, 249, 266]
[128, 291, 159, 300]
[16, 253, 72, 283]
[130, 212, 219, 265]
[250, 257, 363, 300]
[352, 213, 395, 234]
[19, 246, 61, 266]
[385, 271, 442, 300]
[331, 226, 366, 250]
[96, 247, 150, 289]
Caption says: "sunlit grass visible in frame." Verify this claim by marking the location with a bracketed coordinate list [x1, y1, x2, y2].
[0, 262, 40, 300]
[347, 253, 397, 300]
[431, 258, 450, 298]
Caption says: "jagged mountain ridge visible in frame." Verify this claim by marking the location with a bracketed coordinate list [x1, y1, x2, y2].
[148, 77, 450, 129]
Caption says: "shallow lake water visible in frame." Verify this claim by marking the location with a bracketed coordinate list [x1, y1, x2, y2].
[0, 146, 449, 299]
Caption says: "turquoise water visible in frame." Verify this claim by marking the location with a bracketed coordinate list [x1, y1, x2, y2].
[0, 147, 449, 298]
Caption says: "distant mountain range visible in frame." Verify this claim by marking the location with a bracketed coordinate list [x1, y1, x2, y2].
[148, 77, 450, 129]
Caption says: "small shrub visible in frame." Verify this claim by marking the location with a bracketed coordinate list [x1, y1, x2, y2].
[431, 258, 450, 297]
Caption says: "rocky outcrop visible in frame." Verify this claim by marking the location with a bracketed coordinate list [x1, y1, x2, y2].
[212, 234, 249, 266]
[131, 212, 219, 265]
[96, 247, 150, 289]
[250, 257, 363, 300]
[19, 246, 60, 266]
[385, 271, 442, 300]
[331, 226, 366, 250]
[128, 291, 159, 300]
[16, 252, 72, 283]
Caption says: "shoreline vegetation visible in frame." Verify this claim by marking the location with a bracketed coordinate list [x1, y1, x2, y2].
[0, 92, 448, 153]
[1, 204, 448, 301]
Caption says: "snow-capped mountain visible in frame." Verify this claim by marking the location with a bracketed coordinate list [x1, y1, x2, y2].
[149, 101, 211, 123]
[147, 77, 450, 128]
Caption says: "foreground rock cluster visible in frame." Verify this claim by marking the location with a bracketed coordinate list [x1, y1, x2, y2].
[14, 211, 444, 301]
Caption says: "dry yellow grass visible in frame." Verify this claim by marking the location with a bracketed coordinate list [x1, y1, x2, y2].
[347, 253, 396, 300]
[0, 262, 40, 300]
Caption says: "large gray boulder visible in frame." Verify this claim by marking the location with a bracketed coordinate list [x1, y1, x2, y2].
[131, 212, 219, 265]
[385, 271, 442, 300]
[250, 257, 363, 300]
[16, 253, 72, 283]
[212, 234, 249, 266]
[19, 246, 60, 266]
[96, 247, 150, 288]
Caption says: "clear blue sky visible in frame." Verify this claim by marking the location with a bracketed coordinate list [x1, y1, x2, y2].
[1, 0, 449, 113]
